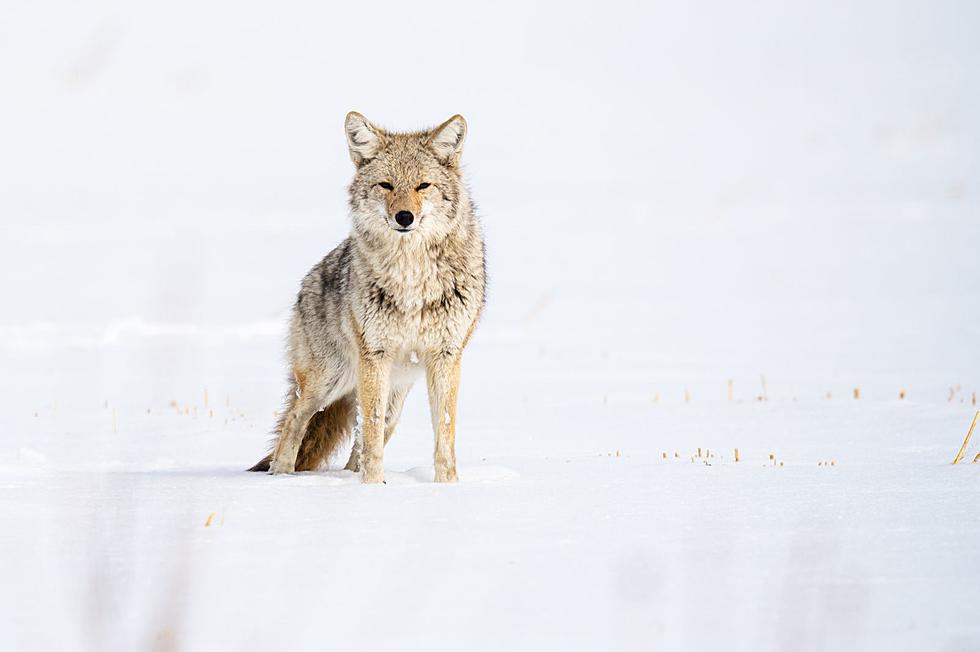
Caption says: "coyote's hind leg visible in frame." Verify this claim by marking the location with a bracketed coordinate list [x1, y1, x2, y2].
[269, 398, 319, 474]
[294, 392, 357, 472]
[269, 371, 343, 474]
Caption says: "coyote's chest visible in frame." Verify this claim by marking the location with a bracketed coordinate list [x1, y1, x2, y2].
[355, 245, 479, 353]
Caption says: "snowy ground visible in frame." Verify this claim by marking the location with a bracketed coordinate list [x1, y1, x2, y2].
[4, 336, 980, 650]
[3, 1, 980, 650]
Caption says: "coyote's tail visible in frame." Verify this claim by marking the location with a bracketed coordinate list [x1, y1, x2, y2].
[247, 390, 357, 472]
[247, 454, 273, 472]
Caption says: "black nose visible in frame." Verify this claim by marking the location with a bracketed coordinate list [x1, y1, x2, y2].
[394, 211, 414, 227]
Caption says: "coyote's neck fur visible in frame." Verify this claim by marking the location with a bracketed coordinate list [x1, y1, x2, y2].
[350, 195, 483, 315]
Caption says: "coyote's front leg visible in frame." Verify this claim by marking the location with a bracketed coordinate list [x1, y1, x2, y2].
[426, 352, 462, 483]
[357, 351, 391, 484]
[344, 385, 409, 472]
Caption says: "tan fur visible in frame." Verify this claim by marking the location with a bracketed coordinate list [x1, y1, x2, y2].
[344, 381, 409, 471]
[384, 188, 422, 220]
[248, 112, 485, 483]
[426, 353, 462, 482]
[356, 349, 390, 483]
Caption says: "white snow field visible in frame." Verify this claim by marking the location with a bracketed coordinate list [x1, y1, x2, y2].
[2, 1, 980, 650]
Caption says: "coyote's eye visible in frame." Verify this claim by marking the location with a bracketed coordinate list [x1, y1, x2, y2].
[415, 182, 431, 191]
[377, 182, 394, 190]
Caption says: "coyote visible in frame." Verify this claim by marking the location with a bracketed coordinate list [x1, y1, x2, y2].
[248, 112, 486, 483]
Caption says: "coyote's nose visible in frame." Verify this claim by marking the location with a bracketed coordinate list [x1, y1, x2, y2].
[394, 211, 414, 228]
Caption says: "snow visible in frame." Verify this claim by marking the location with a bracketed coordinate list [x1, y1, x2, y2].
[3, 0, 980, 650]
[5, 343, 980, 650]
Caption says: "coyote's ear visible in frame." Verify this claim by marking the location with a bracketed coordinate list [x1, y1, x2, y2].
[345, 112, 383, 166]
[427, 115, 467, 166]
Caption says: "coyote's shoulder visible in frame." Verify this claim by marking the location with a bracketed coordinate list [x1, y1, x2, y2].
[249, 113, 486, 484]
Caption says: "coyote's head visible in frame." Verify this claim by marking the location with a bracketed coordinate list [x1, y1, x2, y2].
[345, 112, 469, 241]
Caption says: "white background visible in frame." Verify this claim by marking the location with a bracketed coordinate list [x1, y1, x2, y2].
[1, 1, 979, 650]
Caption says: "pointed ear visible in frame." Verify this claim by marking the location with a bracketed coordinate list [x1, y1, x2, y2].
[345, 112, 384, 166]
[427, 114, 467, 166]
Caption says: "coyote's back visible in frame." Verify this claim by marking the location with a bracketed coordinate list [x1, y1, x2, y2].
[249, 112, 485, 483]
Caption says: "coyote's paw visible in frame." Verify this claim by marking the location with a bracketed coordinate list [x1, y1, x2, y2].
[361, 468, 385, 484]
[267, 458, 295, 475]
[434, 467, 458, 483]
[343, 457, 360, 473]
